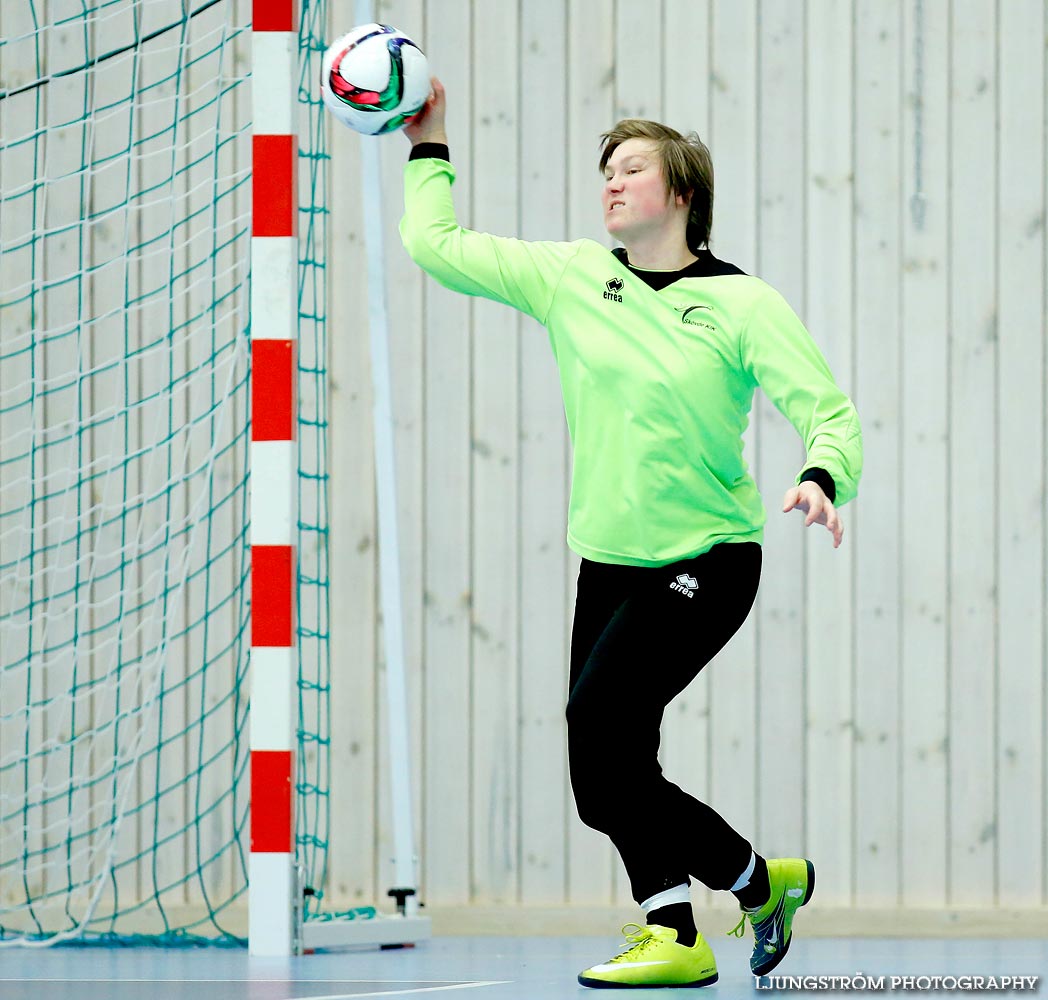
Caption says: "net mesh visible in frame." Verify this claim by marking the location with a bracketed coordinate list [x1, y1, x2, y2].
[0, 0, 332, 945]
[294, 0, 338, 927]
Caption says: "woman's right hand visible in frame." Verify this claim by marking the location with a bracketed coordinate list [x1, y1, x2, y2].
[404, 76, 447, 146]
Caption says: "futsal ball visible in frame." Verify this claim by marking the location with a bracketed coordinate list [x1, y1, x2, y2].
[320, 24, 430, 135]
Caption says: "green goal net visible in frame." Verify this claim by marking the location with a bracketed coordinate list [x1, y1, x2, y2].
[0, 0, 331, 945]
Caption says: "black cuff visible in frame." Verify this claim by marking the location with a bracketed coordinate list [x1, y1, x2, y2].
[409, 142, 450, 162]
[799, 467, 836, 503]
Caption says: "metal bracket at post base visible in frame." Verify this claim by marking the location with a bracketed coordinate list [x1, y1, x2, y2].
[387, 886, 416, 915]
[299, 912, 431, 952]
[294, 874, 431, 953]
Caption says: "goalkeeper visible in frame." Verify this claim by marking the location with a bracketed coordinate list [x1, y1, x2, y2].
[399, 78, 862, 989]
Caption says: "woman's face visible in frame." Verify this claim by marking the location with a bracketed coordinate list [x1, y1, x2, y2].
[601, 138, 679, 242]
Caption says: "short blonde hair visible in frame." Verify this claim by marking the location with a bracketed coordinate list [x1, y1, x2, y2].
[598, 119, 715, 248]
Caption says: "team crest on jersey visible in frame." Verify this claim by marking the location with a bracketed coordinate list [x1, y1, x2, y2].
[604, 277, 623, 302]
[675, 303, 715, 330]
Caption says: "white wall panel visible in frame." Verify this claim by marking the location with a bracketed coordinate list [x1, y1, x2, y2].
[853, 0, 903, 906]
[323, 0, 1048, 922]
[899, 0, 950, 909]
[370, 0, 428, 915]
[469, 0, 522, 907]
[563, 0, 616, 907]
[754, 0, 807, 869]
[657, 10, 716, 913]
[995, 0, 1046, 909]
[518, 0, 571, 908]
[0, 0, 255, 932]
[948, 0, 998, 907]
[5, 0, 1044, 936]
[802, 0, 856, 909]
[328, 42, 379, 907]
[704, 0, 761, 915]
[417, 0, 475, 908]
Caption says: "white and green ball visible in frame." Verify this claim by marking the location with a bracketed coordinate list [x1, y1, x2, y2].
[320, 23, 430, 136]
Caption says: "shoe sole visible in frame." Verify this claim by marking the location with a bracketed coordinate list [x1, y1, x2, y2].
[751, 859, 815, 978]
[578, 972, 719, 989]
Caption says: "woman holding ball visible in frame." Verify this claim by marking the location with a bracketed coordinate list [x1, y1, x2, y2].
[400, 78, 862, 989]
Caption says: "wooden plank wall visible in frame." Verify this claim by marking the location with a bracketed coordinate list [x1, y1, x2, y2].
[0, 0, 252, 931]
[1, 0, 1042, 935]
[327, 0, 1047, 919]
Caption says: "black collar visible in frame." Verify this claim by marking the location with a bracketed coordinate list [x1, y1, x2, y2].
[612, 247, 746, 291]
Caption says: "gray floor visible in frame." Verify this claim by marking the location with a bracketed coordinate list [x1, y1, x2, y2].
[1, 935, 1045, 999]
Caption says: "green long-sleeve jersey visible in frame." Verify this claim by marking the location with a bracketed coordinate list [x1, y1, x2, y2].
[401, 155, 862, 567]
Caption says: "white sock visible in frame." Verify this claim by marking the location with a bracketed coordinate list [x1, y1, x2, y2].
[640, 883, 691, 912]
[730, 851, 757, 892]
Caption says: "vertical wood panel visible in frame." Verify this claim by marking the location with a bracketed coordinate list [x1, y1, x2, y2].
[0, 1, 36, 699]
[373, 0, 426, 909]
[1, 0, 256, 925]
[232, 0, 254, 903]
[613, 0, 663, 122]
[948, 0, 997, 906]
[419, 0, 474, 907]
[185, 2, 230, 904]
[754, 0, 808, 863]
[803, 0, 856, 907]
[853, 0, 902, 905]
[6, 0, 1048, 926]
[659, 0, 715, 912]
[565, 0, 615, 904]
[319, 0, 1048, 921]
[899, 0, 950, 908]
[40, 10, 83, 907]
[85, 3, 136, 907]
[995, 0, 1046, 909]
[706, 0, 759, 900]
[469, 2, 521, 905]
[131, 5, 180, 905]
[1041, 0, 1047, 912]
[662, 0, 711, 136]
[327, 51, 378, 905]
[609, 0, 670, 911]
[518, 0, 570, 907]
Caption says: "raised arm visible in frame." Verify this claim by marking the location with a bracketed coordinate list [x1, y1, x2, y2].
[399, 78, 580, 323]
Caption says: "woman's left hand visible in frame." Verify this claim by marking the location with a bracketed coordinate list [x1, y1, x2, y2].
[782, 481, 843, 548]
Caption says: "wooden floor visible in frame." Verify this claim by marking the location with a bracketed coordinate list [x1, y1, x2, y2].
[1, 933, 1045, 999]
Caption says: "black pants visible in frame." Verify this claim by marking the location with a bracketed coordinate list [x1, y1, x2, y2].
[566, 542, 762, 904]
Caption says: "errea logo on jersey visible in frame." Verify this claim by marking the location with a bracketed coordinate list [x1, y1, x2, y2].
[604, 277, 623, 302]
[669, 573, 698, 597]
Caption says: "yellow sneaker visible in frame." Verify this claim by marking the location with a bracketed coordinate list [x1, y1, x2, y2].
[728, 857, 814, 976]
[578, 923, 718, 989]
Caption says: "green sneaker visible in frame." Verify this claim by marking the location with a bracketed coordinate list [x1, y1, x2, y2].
[728, 858, 815, 976]
[578, 923, 719, 989]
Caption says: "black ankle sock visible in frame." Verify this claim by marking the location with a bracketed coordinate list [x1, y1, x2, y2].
[646, 902, 696, 947]
[732, 855, 770, 911]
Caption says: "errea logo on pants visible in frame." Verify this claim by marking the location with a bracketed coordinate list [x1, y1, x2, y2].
[669, 573, 698, 597]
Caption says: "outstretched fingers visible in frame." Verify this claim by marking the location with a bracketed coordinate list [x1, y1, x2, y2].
[824, 502, 843, 548]
[782, 484, 844, 548]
